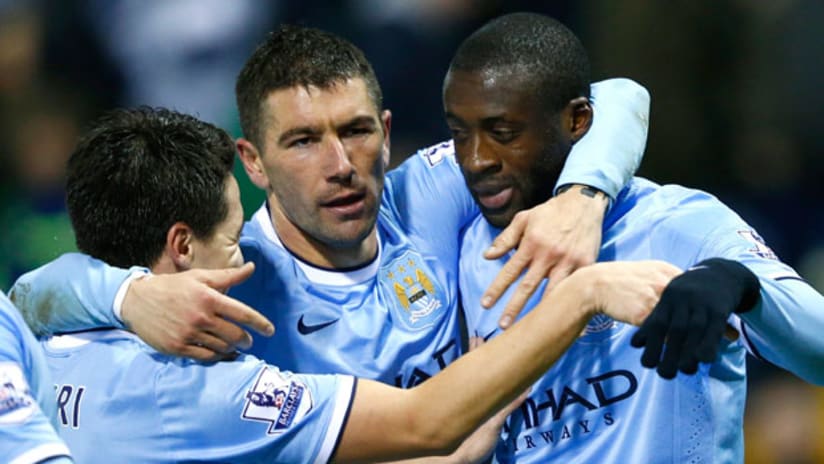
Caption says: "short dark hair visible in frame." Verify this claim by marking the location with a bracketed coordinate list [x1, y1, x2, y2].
[236, 24, 383, 148]
[448, 12, 590, 113]
[66, 107, 236, 268]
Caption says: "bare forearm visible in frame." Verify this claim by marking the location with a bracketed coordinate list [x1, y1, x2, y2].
[336, 275, 592, 463]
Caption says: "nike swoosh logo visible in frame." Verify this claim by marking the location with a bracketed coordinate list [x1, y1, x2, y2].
[297, 315, 340, 335]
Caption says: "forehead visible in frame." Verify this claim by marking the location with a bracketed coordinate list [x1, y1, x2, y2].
[443, 69, 538, 119]
[261, 78, 378, 134]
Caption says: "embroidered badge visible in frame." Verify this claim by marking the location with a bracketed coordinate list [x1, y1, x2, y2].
[0, 362, 35, 424]
[380, 251, 446, 330]
[241, 367, 312, 434]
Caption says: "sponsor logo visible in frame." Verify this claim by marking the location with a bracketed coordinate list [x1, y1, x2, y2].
[380, 251, 446, 330]
[0, 362, 35, 424]
[498, 369, 639, 457]
[394, 338, 460, 389]
[297, 315, 339, 335]
[242, 367, 312, 434]
[518, 369, 637, 429]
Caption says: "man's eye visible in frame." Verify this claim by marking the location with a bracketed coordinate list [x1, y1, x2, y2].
[345, 127, 371, 137]
[289, 137, 313, 148]
[449, 127, 467, 141]
[492, 129, 515, 141]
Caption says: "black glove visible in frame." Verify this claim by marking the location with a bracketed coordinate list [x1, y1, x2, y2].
[630, 258, 761, 379]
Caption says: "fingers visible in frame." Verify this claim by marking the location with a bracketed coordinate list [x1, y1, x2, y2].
[656, 302, 688, 379]
[484, 211, 527, 260]
[693, 319, 728, 363]
[483, 243, 532, 309]
[206, 317, 255, 351]
[675, 307, 707, 375]
[633, 305, 670, 369]
[178, 344, 234, 363]
[197, 262, 256, 292]
[188, 329, 239, 356]
[498, 264, 545, 329]
[210, 292, 275, 337]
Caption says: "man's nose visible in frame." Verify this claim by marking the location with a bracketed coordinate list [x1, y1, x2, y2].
[325, 137, 355, 182]
[463, 135, 499, 175]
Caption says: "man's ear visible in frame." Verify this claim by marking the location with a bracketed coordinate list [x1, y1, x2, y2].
[380, 109, 392, 167]
[566, 97, 593, 144]
[237, 138, 270, 190]
[165, 222, 195, 271]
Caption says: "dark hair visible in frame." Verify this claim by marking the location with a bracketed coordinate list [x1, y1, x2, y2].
[66, 107, 236, 268]
[448, 12, 590, 112]
[236, 24, 383, 148]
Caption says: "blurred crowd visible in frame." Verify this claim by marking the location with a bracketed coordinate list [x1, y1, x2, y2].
[0, 1, 821, 461]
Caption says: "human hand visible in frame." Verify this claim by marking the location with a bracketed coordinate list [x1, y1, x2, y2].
[630, 258, 761, 379]
[572, 260, 682, 326]
[482, 185, 608, 329]
[121, 262, 275, 361]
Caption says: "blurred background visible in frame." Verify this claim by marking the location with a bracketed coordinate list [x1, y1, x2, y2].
[0, 0, 821, 460]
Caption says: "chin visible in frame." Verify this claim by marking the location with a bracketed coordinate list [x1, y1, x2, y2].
[482, 209, 516, 229]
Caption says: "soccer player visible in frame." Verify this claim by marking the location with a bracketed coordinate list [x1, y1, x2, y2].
[442, 13, 824, 462]
[11, 24, 649, 388]
[35, 106, 680, 463]
[0, 292, 72, 464]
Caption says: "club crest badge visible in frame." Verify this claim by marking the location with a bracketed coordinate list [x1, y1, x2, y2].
[241, 367, 312, 434]
[380, 251, 446, 330]
[0, 362, 35, 424]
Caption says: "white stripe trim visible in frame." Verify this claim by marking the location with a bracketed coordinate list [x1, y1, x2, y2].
[727, 316, 755, 355]
[252, 203, 381, 286]
[46, 329, 138, 349]
[313, 376, 356, 464]
[113, 271, 151, 323]
[10, 442, 72, 464]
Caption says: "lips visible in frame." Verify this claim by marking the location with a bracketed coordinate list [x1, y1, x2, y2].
[477, 187, 513, 210]
[471, 182, 514, 211]
[321, 191, 367, 216]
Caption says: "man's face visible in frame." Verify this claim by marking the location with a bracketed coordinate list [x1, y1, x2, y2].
[443, 69, 573, 228]
[256, 78, 390, 250]
[190, 175, 245, 270]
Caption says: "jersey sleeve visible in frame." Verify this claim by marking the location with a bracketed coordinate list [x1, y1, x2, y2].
[155, 356, 356, 463]
[555, 78, 650, 199]
[383, 141, 479, 257]
[0, 298, 73, 464]
[9, 253, 142, 336]
[648, 189, 824, 385]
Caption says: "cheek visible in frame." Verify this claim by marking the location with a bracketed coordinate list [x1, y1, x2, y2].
[229, 245, 244, 268]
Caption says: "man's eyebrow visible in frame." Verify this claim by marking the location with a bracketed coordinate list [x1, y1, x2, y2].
[277, 126, 321, 146]
[339, 115, 378, 129]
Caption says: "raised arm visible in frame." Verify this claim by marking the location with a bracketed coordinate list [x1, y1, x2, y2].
[482, 78, 651, 327]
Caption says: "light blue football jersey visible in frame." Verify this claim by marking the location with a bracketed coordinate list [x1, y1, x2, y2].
[460, 177, 824, 463]
[41, 329, 355, 463]
[0, 293, 72, 464]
